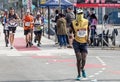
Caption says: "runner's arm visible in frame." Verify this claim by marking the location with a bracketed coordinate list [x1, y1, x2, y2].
[15, 13, 20, 21]
[87, 22, 90, 43]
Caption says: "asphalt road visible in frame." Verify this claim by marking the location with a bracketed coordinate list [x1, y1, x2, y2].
[0, 47, 120, 82]
[0, 25, 120, 82]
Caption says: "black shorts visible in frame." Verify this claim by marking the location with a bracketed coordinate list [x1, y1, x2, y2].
[8, 27, 16, 33]
[72, 40, 88, 54]
[34, 30, 42, 35]
[24, 30, 31, 35]
[3, 30, 9, 36]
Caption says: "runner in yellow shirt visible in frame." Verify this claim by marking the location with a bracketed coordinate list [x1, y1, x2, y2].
[70, 9, 90, 81]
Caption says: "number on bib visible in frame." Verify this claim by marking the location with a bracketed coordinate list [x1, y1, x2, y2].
[37, 26, 41, 30]
[25, 22, 30, 27]
[77, 30, 87, 37]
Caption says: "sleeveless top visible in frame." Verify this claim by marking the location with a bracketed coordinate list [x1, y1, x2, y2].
[23, 15, 33, 30]
[34, 18, 42, 31]
[72, 19, 89, 43]
[8, 13, 17, 20]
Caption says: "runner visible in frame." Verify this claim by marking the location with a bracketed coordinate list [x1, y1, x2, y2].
[8, 7, 20, 49]
[65, 7, 75, 48]
[70, 9, 89, 80]
[30, 13, 34, 45]
[23, 9, 33, 48]
[34, 12, 43, 47]
[2, 9, 9, 47]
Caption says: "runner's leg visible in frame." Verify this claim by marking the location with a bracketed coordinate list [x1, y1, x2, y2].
[76, 52, 82, 77]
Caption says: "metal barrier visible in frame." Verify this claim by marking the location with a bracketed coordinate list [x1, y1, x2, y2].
[90, 24, 120, 49]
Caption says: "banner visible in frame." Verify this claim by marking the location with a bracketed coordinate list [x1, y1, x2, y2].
[77, 0, 120, 3]
[40, 0, 46, 4]
[75, 0, 120, 7]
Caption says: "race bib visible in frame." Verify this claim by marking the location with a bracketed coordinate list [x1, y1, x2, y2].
[37, 26, 41, 30]
[25, 22, 30, 27]
[77, 30, 87, 37]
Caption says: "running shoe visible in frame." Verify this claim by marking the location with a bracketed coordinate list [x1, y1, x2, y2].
[26, 43, 28, 48]
[10, 47, 13, 49]
[34, 38, 37, 43]
[67, 45, 73, 48]
[28, 42, 32, 47]
[37, 44, 40, 47]
[76, 75, 81, 81]
[82, 69, 87, 78]
[6, 43, 8, 47]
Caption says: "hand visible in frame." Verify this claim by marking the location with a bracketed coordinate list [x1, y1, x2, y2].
[13, 19, 16, 22]
[87, 38, 91, 44]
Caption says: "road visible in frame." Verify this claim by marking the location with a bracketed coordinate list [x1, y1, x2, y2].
[0, 25, 120, 82]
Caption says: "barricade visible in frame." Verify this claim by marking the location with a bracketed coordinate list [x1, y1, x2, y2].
[91, 24, 120, 49]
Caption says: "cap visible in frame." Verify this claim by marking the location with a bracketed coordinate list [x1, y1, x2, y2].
[26, 9, 30, 13]
[37, 12, 40, 15]
[67, 6, 73, 10]
[77, 9, 83, 14]
[4, 9, 8, 12]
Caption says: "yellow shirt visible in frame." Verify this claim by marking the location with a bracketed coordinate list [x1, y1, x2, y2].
[72, 19, 89, 43]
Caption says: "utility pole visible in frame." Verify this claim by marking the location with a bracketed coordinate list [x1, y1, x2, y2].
[37, 0, 40, 10]
[27, 0, 32, 11]
[59, 0, 61, 11]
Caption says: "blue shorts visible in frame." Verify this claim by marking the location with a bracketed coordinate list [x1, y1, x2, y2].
[72, 40, 88, 54]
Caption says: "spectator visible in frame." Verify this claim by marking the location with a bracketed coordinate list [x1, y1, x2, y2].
[57, 13, 67, 49]
[65, 7, 75, 48]
[89, 14, 98, 46]
[52, 9, 60, 45]
[103, 13, 109, 24]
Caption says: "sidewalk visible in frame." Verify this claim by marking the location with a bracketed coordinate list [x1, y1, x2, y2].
[0, 24, 75, 56]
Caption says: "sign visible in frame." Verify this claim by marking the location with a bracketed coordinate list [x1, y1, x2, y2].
[77, 0, 120, 4]
[75, 0, 120, 7]
[118, 12, 120, 18]
[40, 0, 46, 4]
[8, 0, 18, 3]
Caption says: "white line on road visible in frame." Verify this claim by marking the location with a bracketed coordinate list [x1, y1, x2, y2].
[88, 56, 107, 80]
[96, 56, 106, 65]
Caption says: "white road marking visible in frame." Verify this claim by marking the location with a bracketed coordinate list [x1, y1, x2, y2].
[88, 56, 107, 80]
[94, 72, 99, 75]
[89, 75, 94, 78]
[45, 63, 49, 64]
[98, 70, 103, 73]
[96, 56, 105, 65]
[102, 68, 106, 70]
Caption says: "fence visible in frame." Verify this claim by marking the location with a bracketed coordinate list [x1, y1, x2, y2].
[43, 21, 120, 49]
[91, 24, 120, 49]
